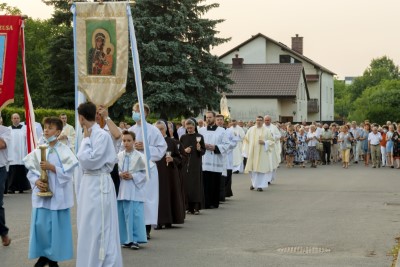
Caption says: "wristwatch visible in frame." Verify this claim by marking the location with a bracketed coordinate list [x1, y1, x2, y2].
[105, 117, 111, 122]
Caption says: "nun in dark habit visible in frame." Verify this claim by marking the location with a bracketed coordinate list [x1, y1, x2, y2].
[154, 120, 185, 229]
[179, 118, 206, 214]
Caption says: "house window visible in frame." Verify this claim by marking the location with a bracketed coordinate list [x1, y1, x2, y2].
[280, 55, 291, 63]
[279, 55, 302, 64]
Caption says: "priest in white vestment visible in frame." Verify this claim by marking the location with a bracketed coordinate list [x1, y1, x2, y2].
[75, 102, 122, 267]
[230, 119, 245, 173]
[264, 115, 281, 181]
[7, 113, 30, 193]
[128, 103, 167, 238]
[58, 113, 76, 152]
[243, 116, 275, 191]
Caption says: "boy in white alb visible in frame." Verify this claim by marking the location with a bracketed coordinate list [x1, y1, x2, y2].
[76, 102, 122, 267]
[118, 130, 149, 250]
[23, 117, 78, 267]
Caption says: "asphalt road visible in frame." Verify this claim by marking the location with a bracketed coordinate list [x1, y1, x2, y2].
[1, 162, 399, 267]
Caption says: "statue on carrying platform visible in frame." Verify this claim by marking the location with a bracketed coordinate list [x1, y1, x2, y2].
[220, 92, 230, 118]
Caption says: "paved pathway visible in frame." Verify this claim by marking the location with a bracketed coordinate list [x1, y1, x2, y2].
[1, 162, 399, 266]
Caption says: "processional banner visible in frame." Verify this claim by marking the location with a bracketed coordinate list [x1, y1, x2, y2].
[75, 3, 128, 106]
[0, 16, 22, 110]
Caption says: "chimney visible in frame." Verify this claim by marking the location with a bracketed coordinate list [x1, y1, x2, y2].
[291, 34, 303, 55]
[232, 54, 244, 68]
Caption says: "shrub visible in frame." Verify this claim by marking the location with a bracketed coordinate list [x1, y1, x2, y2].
[1, 107, 75, 127]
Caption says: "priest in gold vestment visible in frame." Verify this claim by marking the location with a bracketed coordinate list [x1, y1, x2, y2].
[242, 116, 276, 191]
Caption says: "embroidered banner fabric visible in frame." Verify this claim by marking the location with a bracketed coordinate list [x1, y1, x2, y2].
[0, 16, 22, 110]
[74, 2, 128, 107]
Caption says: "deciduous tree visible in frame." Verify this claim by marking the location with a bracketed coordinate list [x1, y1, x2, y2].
[349, 56, 400, 102]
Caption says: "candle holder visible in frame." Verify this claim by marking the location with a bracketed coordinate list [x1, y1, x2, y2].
[37, 145, 53, 197]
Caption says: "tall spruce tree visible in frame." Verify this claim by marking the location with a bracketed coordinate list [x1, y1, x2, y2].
[42, 0, 75, 109]
[131, 0, 232, 119]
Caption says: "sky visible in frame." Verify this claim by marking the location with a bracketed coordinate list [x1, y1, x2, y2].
[3, 0, 400, 78]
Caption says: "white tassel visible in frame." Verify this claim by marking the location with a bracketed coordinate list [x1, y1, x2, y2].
[99, 247, 105, 261]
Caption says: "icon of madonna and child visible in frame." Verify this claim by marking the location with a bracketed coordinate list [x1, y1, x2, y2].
[87, 28, 115, 76]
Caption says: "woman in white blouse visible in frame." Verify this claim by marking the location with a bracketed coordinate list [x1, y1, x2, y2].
[306, 125, 320, 168]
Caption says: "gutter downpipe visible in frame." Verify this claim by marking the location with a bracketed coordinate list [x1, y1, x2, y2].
[319, 69, 322, 122]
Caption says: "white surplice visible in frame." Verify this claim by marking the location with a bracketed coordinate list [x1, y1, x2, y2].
[230, 125, 245, 172]
[222, 128, 240, 176]
[243, 126, 275, 189]
[198, 126, 230, 173]
[117, 149, 150, 202]
[8, 124, 27, 165]
[76, 123, 122, 267]
[128, 122, 167, 225]
[265, 123, 281, 181]
[24, 142, 78, 210]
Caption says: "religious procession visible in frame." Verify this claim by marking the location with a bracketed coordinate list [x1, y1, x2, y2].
[0, 2, 282, 266]
[1, 1, 400, 267]
[3, 99, 400, 266]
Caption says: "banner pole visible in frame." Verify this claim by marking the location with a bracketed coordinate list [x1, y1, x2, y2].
[71, 4, 85, 153]
[126, 4, 151, 181]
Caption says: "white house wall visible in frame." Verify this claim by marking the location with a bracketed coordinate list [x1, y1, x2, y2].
[227, 98, 279, 121]
[278, 99, 296, 118]
[321, 72, 334, 121]
[220, 36, 267, 64]
[265, 42, 283, 63]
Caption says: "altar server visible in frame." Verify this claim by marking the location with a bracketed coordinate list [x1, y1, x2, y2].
[24, 117, 78, 267]
[76, 102, 122, 267]
[118, 130, 149, 250]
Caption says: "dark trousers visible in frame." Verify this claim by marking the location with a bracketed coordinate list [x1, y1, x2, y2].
[225, 169, 233, 198]
[322, 142, 331, 163]
[0, 166, 9, 237]
[243, 157, 247, 169]
[7, 165, 30, 193]
[203, 171, 221, 209]
[146, 225, 152, 235]
[110, 164, 120, 196]
[220, 175, 226, 202]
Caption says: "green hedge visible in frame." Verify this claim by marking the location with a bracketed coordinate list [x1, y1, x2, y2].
[1, 107, 185, 128]
[1, 107, 75, 127]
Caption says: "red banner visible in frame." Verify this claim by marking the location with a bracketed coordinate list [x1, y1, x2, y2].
[0, 16, 22, 110]
[21, 21, 37, 153]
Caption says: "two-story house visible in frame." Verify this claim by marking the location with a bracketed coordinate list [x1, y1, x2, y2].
[219, 33, 335, 122]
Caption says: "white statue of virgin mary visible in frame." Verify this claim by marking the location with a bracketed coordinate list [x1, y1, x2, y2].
[220, 92, 230, 118]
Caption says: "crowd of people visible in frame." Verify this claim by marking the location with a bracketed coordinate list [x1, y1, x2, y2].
[0, 104, 398, 266]
[275, 120, 400, 169]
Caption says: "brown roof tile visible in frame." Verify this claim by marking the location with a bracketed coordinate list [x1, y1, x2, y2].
[219, 33, 335, 75]
[227, 63, 304, 97]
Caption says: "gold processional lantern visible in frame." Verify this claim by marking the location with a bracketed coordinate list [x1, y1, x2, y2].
[37, 144, 53, 197]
